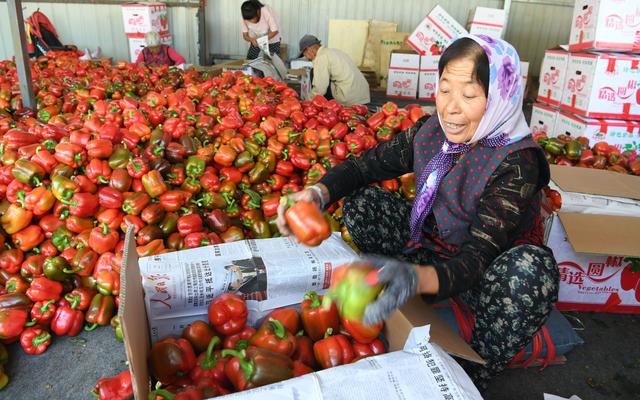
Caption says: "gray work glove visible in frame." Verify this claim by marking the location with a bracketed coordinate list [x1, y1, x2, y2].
[361, 254, 419, 326]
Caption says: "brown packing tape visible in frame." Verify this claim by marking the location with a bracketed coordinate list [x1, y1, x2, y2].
[384, 296, 485, 364]
[550, 164, 640, 200]
[558, 213, 640, 257]
[119, 225, 151, 400]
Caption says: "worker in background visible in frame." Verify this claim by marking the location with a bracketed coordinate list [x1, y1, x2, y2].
[298, 34, 370, 106]
[135, 31, 186, 67]
[241, 0, 282, 60]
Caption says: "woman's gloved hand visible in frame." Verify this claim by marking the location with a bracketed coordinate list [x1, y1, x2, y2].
[361, 254, 419, 326]
[275, 184, 328, 236]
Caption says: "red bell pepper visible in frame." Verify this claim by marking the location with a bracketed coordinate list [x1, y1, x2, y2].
[20, 326, 52, 355]
[50, 295, 84, 337]
[12, 225, 45, 252]
[98, 187, 124, 210]
[292, 360, 315, 377]
[189, 336, 230, 386]
[222, 326, 256, 350]
[177, 213, 204, 235]
[122, 192, 151, 215]
[352, 338, 386, 361]
[340, 317, 384, 344]
[150, 337, 197, 384]
[26, 277, 63, 302]
[29, 299, 57, 326]
[249, 318, 296, 356]
[221, 347, 293, 392]
[54, 142, 86, 168]
[182, 320, 217, 354]
[0, 293, 31, 339]
[126, 157, 149, 179]
[292, 334, 317, 368]
[91, 370, 133, 400]
[142, 170, 168, 198]
[313, 329, 355, 368]
[213, 145, 237, 167]
[65, 192, 99, 218]
[89, 223, 119, 254]
[64, 287, 95, 311]
[207, 293, 248, 335]
[284, 199, 331, 246]
[85, 158, 112, 185]
[265, 307, 300, 335]
[301, 291, 340, 342]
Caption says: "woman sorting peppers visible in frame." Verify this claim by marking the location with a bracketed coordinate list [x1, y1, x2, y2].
[276, 35, 559, 390]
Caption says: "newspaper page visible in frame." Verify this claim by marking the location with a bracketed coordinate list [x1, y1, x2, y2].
[213, 326, 482, 400]
[140, 233, 358, 342]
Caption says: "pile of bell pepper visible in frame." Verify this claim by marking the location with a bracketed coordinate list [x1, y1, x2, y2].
[0, 50, 423, 390]
[147, 290, 387, 398]
[535, 133, 640, 175]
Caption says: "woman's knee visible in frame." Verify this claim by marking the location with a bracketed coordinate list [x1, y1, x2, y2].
[488, 244, 559, 302]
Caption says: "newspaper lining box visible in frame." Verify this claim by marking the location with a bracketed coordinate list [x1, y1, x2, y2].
[468, 7, 506, 39]
[127, 32, 172, 63]
[554, 111, 640, 153]
[407, 5, 467, 56]
[560, 52, 640, 120]
[288, 68, 311, 100]
[569, 0, 640, 52]
[121, 2, 169, 35]
[546, 165, 640, 314]
[418, 55, 440, 100]
[530, 103, 559, 137]
[118, 230, 483, 399]
[386, 50, 420, 99]
[538, 48, 570, 107]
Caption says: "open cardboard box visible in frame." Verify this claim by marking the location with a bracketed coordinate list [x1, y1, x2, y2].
[547, 165, 640, 313]
[118, 228, 483, 399]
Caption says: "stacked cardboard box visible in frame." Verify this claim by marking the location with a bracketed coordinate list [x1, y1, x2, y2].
[121, 3, 172, 63]
[391, 5, 527, 100]
[533, 0, 640, 313]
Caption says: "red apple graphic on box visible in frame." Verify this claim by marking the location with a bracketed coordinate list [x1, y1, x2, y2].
[620, 258, 640, 302]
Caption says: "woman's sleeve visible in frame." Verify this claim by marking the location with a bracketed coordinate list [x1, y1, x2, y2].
[240, 17, 249, 33]
[318, 117, 428, 204]
[168, 48, 186, 65]
[427, 148, 547, 300]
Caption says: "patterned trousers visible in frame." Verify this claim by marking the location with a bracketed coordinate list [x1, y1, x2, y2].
[246, 41, 281, 60]
[342, 187, 559, 390]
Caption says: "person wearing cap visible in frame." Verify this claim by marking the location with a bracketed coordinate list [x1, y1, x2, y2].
[298, 34, 370, 106]
[135, 31, 186, 67]
[241, 0, 282, 60]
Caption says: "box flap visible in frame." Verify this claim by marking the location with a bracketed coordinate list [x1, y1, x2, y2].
[550, 165, 640, 200]
[119, 226, 151, 400]
[559, 212, 640, 257]
[384, 297, 485, 364]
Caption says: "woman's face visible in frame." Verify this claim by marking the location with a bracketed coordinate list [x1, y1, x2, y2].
[435, 57, 487, 144]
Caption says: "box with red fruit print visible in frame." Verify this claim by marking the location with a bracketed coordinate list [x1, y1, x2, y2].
[546, 165, 640, 314]
[121, 2, 169, 35]
[406, 5, 467, 56]
[569, 0, 640, 52]
[386, 50, 421, 99]
[560, 52, 640, 120]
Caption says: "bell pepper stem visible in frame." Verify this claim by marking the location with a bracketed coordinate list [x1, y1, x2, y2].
[220, 349, 255, 381]
[199, 336, 221, 370]
[63, 266, 84, 274]
[24, 319, 38, 327]
[84, 323, 98, 332]
[32, 332, 51, 347]
[69, 295, 81, 310]
[40, 299, 55, 312]
[324, 327, 334, 339]
[236, 340, 249, 350]
[90, 390, 100, 398]
[101, 223, 109, 236]
[268, 318, 287, 340]
[304, 291, 321, 309]
[149, 388, 175, 400]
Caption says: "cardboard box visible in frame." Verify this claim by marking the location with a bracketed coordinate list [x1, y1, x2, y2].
[418, 54, 439, 100]
[407, 5, 468, 56]
[547, 165, 640, 313]
[379, 32, 410, 87]
[468, 7, 506, 39]
[290, 58, 314, 70]
[569, 0, 640, 52]
[530, 103, 559, 137]
[121, 2, 169, 35]
[560, 52, 640, 120]
[554, 110, 640, 152]
[127, 32, 172, 63]
[538, 48, 570, 107]
[288, 68, 311, 100]
[386, 50, 420, 98]
[119, 230, 482, 399]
